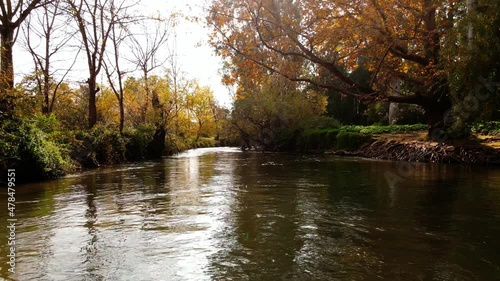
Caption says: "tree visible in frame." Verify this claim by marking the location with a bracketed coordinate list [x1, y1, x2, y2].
[128, 14, 171, 123]
[23, 0, 78, 114]
[186, 84, 216, 142]
[103, 0, 137, 133]
[208, 0, 500, 137]
[66, 0, 128, 128]
[443, 0, 500, 127]
[231, 75, 327, 150]
[0, 0, 46, 117]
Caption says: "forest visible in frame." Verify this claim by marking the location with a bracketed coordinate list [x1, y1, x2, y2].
[208, 0, 500, 156]
[1, 0, 500, 182]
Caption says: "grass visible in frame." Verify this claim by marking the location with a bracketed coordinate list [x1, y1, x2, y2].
[472, 121, 500, 135]
[340, 124, 427, 134]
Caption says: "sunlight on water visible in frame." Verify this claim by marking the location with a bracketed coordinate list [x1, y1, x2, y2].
[1, 148, 500, 280]
[172, 147, 242, 158]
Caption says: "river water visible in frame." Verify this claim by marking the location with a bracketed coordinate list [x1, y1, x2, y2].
[1, 147, 500, 280]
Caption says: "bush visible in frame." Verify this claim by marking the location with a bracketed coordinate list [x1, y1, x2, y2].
[297, 116, 341, 130]
[0, 119, 21, 180]
[34, 114, 60, 133]
[73, 125, 128, 166]
[297, 128, 340, 152]
[17, 120, 74, 180]
[272, 128, 298, 151]
[123, 125, 155, 161]
[336, 131, 373, 151]
[294, 124, 425, 152]
[194, 137, 217, 148]
[165, 134, 192, 154]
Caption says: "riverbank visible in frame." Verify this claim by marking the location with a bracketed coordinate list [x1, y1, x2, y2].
[330, 131, 500, 164]
[0, 117, 226, 184]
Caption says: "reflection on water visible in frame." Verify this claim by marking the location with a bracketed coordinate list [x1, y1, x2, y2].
[1, 147, 500, 280]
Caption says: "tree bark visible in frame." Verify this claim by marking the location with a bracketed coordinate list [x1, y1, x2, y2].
[467, 0, 476, 50]
[87, 77, 98, 128]
[0, 29, 15, 117]
[142, 68, 149, 123]
[119, 96, 124, 133]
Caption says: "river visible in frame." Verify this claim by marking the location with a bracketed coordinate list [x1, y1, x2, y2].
[1, 147, 500, 280]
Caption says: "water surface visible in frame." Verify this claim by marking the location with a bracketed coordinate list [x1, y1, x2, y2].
[1, 147, 500, 280]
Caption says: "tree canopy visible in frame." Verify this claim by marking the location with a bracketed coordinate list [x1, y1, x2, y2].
[208, 0, 500, 136]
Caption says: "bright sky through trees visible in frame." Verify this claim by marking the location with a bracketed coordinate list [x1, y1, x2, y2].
[13, 0, 232, 107]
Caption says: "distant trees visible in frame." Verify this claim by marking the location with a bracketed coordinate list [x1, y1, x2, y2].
[66, 0, 132, 128]
[186, 85, 216, 142]
[128, 15, 171, 123]
[1, 0, 228, 147]
[0, 0, 232, 182]
[23, 0, 77, 114]
[231, 75, 329, 150]
[102, 0, 139, 133]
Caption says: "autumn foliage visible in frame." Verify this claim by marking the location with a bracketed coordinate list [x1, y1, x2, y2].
[208, 0, 500, 136]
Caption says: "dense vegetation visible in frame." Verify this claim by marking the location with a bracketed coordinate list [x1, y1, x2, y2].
[0, 1, 243, 182]
[208, 0, 500, 137]
[0, 81, 234, 182]
[1, 0, 500, 182]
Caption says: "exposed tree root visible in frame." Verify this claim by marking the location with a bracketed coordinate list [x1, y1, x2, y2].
[332, 138, 500, 164]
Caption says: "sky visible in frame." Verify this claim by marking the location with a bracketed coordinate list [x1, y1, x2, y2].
[13, 0, 233, 108]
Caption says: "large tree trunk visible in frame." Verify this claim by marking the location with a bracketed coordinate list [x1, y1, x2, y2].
[148, 89, 165, 156]
[148, 126, 166, 158]
[0, 29, 15, 117]
[467, 0, 476, 50]
[424, 105, 448, 139]
[388, 90, 451, 139]
[388, 78, 402, 125]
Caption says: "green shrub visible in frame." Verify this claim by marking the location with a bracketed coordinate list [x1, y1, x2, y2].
[272, 128, 298, 151]
[93, 126, 128, 164]
[73, 125, 128, 166]
[336, 131, 373, 151]
[297, 128, 339, 152]
[123, 125, 155, 160]
[34, 114, 60, 133]
[17, 121, 74, 180]
[0, 119, 21, 178]
[194, 137, 217, 148]
[165, 135, 192, 154]
[297, 116, 341, 130]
